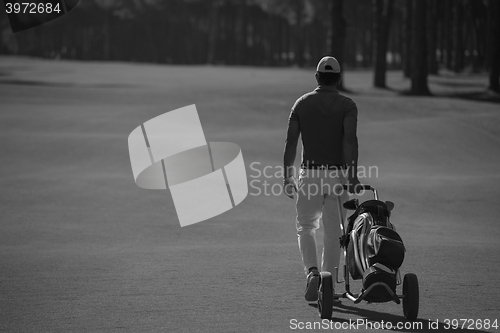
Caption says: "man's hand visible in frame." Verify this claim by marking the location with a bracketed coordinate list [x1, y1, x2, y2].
[346, 178, 361, 194]
[283, 176, 298, 199]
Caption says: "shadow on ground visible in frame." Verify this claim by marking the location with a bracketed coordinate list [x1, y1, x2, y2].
[0, 78, 133, 88]
[443, 91, 500, 104]
[432, 80, 486, 88]
[309, 302, 494, 332]
[396, 88, 500, 104]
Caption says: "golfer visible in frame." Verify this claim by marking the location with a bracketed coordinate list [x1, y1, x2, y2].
[283, 56, 360, 302]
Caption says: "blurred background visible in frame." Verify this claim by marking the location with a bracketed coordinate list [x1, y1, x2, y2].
[1, 0, 499, 95]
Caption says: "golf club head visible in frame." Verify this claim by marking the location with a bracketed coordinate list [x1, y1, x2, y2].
[343, 198, 359, 210]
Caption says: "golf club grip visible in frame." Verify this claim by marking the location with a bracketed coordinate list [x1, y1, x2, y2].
[342, 184, 372, 191]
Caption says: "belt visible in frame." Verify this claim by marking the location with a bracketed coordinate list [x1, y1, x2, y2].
[301, 164, 346, 170]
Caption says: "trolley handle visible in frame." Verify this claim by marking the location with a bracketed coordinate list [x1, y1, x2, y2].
[342, 184, 378, 200]
[342, 184, 373, 191]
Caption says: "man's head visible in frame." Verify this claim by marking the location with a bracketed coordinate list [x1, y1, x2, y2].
[315, 56, 341, 86]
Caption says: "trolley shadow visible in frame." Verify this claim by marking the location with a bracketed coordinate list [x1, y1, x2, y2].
[309, 302, 493, 333]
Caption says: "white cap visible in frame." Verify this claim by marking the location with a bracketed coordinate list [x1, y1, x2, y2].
[316, 56, 341, 73]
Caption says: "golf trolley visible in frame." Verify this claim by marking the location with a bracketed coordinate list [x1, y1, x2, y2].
[317, 185, 419, 320]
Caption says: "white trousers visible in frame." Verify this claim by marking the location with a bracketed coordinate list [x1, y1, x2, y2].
[295, 169, 348, 275]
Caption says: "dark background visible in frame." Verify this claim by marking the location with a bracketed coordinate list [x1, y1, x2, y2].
[1, 0, 500, 94]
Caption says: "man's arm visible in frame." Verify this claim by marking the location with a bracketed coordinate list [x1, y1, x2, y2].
[343, 104, 360, 192]
[283, 116, 300, 198]
[284, 119, 300, 178]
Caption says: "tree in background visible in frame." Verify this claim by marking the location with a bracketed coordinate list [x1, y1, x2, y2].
[372, 0, 394, 88]
[206, 0, 221, 64]
[453, 0, 465, 73]
[255, 0, 313, 67]
[487, 0, 500, 92]
[330, 0, 346, 90]
[0, 0, 497, 95]
[402, 0, 412, 78]
[410, 0, 430, 95]
[426, 0, 438, 75]
[307, 0, 331, 64]
[292, 0, 306, 66]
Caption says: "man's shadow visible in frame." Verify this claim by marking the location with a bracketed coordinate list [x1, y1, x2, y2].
[309, 302, 493, 332]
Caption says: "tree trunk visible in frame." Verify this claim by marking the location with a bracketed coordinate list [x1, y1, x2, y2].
[330, 0, 346, 90]
[280, 18, 287, 66]
[438, 0, 445, 65]
[403, 0, 412, 78]
[471, 0, 487, 73]
[373, 0, 394, 88]
[410, 0, 430, 95]
[453, 0, 464, 72]
[294, 0, 305, 66]
[488, 0, 500, 92]
[445, 0, 453, 69]
[363, 30, 372, 67]
[427, 0, 438, 74]
[284, 19, 290, 66]
[207, 1, 220, 64]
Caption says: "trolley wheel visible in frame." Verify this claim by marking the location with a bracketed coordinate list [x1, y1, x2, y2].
[318, 271, 333, 319]
[402, 273, 419, 320]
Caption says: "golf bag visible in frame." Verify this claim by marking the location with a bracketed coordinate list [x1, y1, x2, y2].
[344, 200, 405, 302]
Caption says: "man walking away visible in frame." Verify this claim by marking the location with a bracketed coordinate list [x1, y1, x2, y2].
[283, 56, 360, 302]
